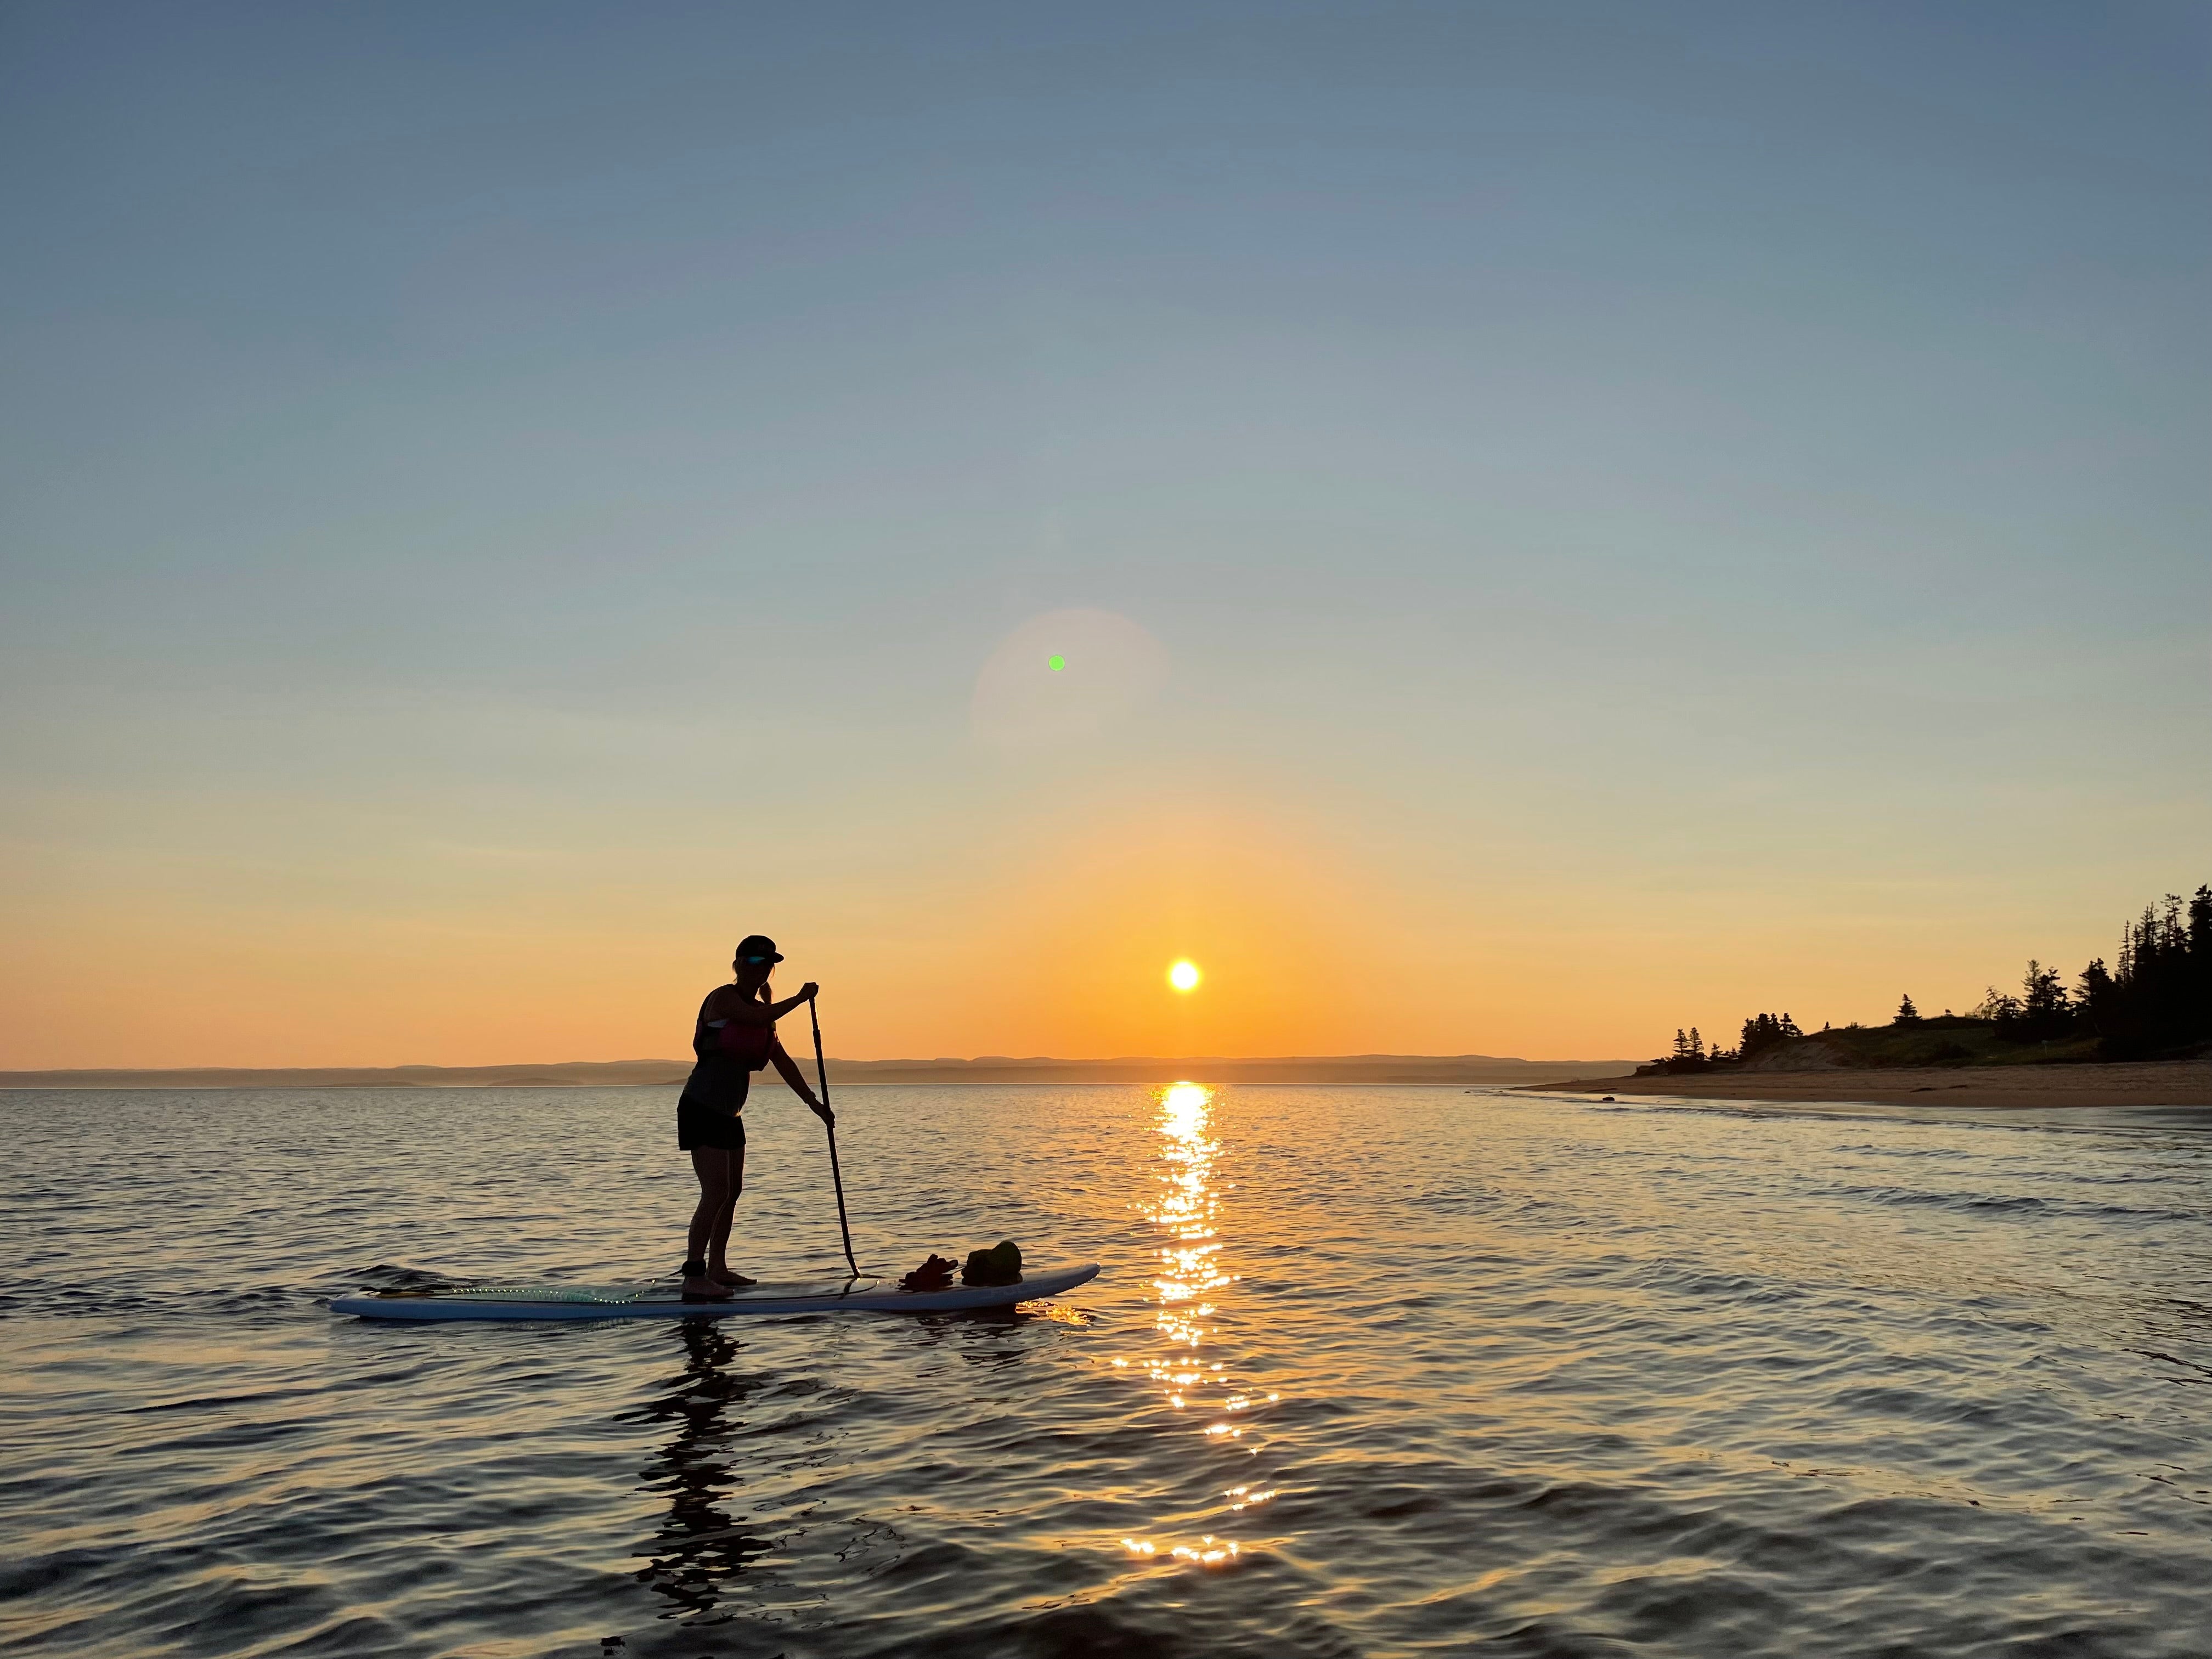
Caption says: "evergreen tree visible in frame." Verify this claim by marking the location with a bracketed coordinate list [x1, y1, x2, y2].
[1895, 993, 1920, 1025]
[2192, 888, 2212, 1029]
[1995, 960, 2071, 1042]
[2098, 889, 2212, 1054]
[2025, 960, 2068, 1029]
[1737, 1013, 1805, 1059]
[2076, 958, 2114, 1034]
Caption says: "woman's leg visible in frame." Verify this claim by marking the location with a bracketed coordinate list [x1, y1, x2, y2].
[707, 1136, 754, 1286]
[685, 1148, 734, 1296]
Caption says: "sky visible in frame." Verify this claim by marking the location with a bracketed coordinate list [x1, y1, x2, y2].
[2, 2, 2207, 1068]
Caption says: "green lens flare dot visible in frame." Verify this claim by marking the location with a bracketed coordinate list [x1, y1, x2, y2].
[1047, 653, 1066, 672]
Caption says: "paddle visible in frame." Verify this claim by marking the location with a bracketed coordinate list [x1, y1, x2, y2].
[808, 995, 861, 1280]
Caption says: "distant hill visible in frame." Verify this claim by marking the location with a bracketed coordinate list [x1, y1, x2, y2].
[0, 1053, 1636, 1090]
[822, 1054, 1637, 1086]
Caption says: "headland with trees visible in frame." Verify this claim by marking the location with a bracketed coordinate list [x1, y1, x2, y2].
[1641, 883, 2211, 1080]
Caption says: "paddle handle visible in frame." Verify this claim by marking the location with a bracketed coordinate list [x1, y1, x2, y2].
[809, 996, 860, 1279]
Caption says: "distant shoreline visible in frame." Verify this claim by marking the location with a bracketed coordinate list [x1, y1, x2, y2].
[0, 1053, 1639, 1091]
[1523, 1059, 2212, 1110]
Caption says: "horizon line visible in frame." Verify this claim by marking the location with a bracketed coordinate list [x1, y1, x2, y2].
[0, 1050, 1643, 1080]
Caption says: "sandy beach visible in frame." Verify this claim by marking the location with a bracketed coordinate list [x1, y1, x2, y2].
[1528, 1059, 2212, 1110]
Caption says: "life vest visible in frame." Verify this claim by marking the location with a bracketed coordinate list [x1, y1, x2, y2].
[715, 1020, 775, 1069]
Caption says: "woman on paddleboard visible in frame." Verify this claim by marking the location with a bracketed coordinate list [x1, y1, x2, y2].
[677, 935, 832, 1301]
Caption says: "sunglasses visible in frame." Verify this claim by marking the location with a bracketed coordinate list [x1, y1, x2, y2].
[738, 956, 776, 966]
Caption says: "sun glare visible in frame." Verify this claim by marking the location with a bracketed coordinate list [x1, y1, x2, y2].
[1169, 959, 1201, 992]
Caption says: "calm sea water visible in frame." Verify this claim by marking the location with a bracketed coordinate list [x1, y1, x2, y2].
[3, 1084, 2209, 1658]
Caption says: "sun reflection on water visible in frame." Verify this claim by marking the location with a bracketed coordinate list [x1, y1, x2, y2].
[1153, 1082, 1226, 1355]
[1108, 1081, 1278, 1568]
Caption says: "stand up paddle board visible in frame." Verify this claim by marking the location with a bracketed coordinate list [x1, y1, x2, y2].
[330, 1260, 1099, 1322]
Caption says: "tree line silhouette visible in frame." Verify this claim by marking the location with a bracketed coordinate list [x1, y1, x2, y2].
[1646, 883, 2210, 1074]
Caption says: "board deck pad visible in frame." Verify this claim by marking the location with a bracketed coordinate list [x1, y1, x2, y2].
[329, 1260, 1099, 1321]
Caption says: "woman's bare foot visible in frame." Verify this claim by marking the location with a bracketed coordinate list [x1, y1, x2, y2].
[681, 1274, 732, 1301]
[709, 1266, 758, 1288]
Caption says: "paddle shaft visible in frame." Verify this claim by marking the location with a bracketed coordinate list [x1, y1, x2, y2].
[808, 996, 860, 1279]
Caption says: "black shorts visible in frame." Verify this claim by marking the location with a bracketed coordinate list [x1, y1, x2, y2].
[677, 1104, 746, 1153]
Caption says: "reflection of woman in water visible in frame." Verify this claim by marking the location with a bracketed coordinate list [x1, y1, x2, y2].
[678, 935, 834, 1301]
[627, 1320, 774, 1621]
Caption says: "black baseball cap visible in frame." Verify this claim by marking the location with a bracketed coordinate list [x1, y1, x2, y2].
[733, 934, 783, 963]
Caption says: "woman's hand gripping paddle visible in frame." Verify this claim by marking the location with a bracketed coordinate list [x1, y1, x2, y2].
[809, 994, 861, 1280]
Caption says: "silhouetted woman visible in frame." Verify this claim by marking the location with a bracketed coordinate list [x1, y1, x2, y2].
[676, 935, 832, 1300]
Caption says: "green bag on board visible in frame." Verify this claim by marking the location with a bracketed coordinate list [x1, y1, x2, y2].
[961, 1239, 1023, 1287]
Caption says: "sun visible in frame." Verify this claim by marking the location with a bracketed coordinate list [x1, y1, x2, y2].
[1168, 959, 1201, 992]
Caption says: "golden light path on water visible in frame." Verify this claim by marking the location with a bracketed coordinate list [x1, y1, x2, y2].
[1113, 1082, 1279, 1568]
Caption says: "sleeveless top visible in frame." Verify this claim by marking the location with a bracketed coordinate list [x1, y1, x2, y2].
[677, 1006, 776, 1115]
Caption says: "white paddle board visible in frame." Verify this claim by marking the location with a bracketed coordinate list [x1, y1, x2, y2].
[330, 1260, 1099, 1322]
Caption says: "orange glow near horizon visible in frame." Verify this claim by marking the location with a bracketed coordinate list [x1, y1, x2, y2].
[0, 786, 2167, 1071]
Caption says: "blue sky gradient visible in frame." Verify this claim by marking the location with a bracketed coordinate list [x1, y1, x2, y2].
[3, 3, 2206, 1064]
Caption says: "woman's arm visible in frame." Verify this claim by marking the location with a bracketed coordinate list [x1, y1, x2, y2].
[709, 981, 820, 1026]
[769, 1043, 834, 1124]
